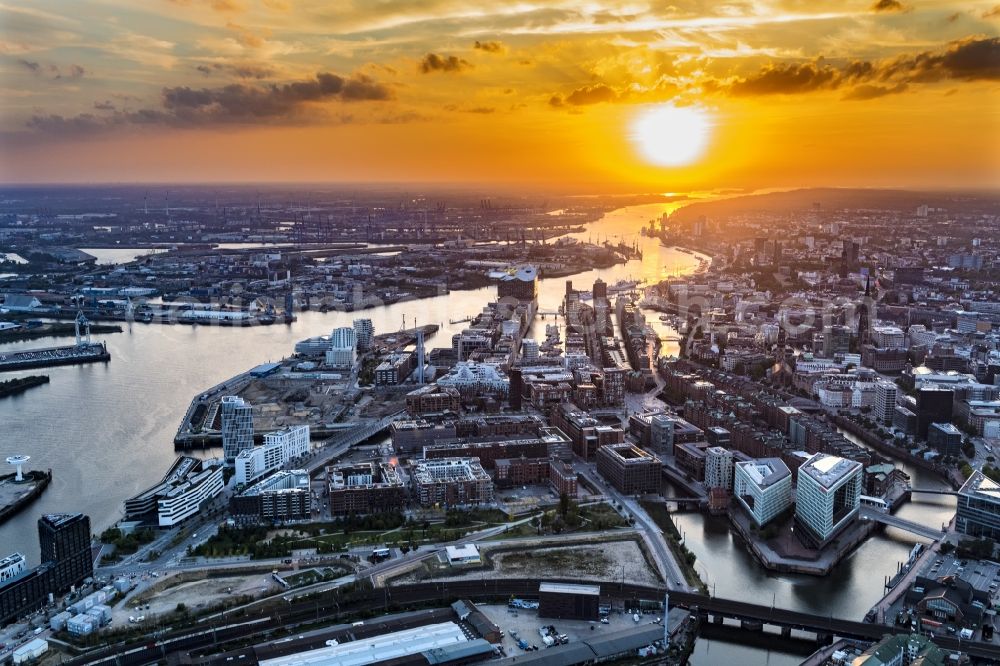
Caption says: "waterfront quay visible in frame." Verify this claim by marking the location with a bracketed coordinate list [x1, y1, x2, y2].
[0, 341, 110, 373]
[0, 470, 51, 525]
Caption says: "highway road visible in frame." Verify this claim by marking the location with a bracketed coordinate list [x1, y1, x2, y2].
[573, 462, 691, 592]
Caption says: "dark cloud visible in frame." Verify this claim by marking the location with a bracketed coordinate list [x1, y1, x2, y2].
[26, 113, 128, 135]
[16, 59, 85, 80]
[549, 84, 619, 108]
[871, 0, 905, 11]
[161, 72, 391, 118]
[985, 5, 1000, 19]
[728, 62, 840, 95]
[473, 40, 505, 53]
[884, 36, 1000, 82]
[946, 12, 962, 23]
[194, 62, 275, 79]
[842, 82, 908, 100]
[465, 106, 495, 114]
[25, 70, 394, 136]
[93, 100, 116, 111]
[714, 37, 1000, 99]
[419, 53, 472, 73]
[565, 84, 618, 105]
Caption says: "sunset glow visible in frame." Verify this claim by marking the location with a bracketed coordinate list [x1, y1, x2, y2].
[631, 104, 713, 167]
[0, 1, 997, 189]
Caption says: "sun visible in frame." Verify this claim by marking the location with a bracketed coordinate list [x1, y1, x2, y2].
[630, 104, 713, 167]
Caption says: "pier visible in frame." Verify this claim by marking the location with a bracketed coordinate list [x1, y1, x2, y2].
[0, 468, 52, 525]
[0, 342, 110, 373]
[0, 311, 111, 373]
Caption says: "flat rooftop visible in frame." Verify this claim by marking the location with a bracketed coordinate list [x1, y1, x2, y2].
[539, 582, 600, 596]
[799, 453, 861, 489]
[601, 443, 659, 463]
[259, 621, 468, 666]
[736, 458, 790, 488]
[959, 470, 1000, 501]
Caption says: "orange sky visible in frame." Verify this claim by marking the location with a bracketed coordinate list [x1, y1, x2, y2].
[1, 1, 998, 190]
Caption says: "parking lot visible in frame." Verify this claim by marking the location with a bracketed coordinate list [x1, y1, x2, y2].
[926, 553, 1000, 596]
[475, 602, 663, 658]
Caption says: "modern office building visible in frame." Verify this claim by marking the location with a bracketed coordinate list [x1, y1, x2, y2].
[794, 453, 863, 548]
[325, 326, 357, 369]
[874, 380, 898, 426]
[231, 470, 310, 522]
[1, 514, 95, 626]
[733, 458, 792, 527]
[596, 443, 661, 495]
[221, 395, 254, 463]
[956, 470, 1000, 540]
[704, 447, 734, 491]
[328, 461, 406, 515]
[38, 514, 92, 594]
[927, 422, 962, 456]
[353, 318, 374, 351]
[235, 425, 310, 486]
[411, 458, 494, 508]
[821, 325, 852, 358]
[916, 385, 954, 440]
[871, 325, 906, 349]
[125, 457, 225, 527]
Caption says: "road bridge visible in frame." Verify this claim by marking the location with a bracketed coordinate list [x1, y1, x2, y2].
[907, 486, 960, 496]
[860, 507, 946, 540]
[306, 411, 405, 475]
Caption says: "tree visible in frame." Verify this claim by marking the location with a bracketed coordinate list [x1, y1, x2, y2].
[559, 493, 570, 518]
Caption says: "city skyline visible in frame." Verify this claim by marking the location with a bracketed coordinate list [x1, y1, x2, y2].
[0, 0, 998, 189]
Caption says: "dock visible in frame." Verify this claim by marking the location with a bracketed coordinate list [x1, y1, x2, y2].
[0, 342, 110, 373]
[0, 469, 52, 525]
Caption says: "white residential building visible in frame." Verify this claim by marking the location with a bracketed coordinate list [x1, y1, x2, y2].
[795, 453, 863, 546]
[325, 326, 357, 369]
[156, 463, 224, 527]
[704, 447, 734, 491]
[875, 380, 898, 425]
[235, 425, 311, 485]
[221, 395, 254, 463]
[0, 552, 26, 583]
[733, 458, 792, 527]
[125, 456, 225, 528]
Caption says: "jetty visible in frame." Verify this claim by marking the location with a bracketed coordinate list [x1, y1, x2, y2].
[0, 466, 52, 525]
[0, 311, 111, 373]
